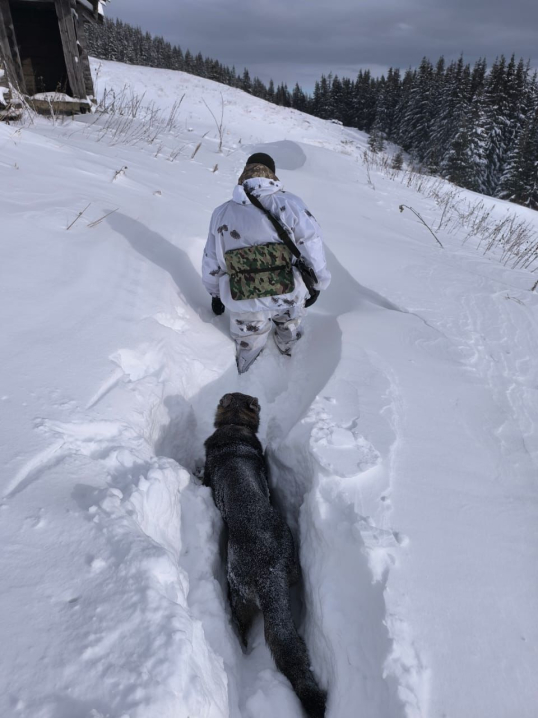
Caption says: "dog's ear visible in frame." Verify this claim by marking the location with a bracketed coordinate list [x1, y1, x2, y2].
[220, 394, 233, 408]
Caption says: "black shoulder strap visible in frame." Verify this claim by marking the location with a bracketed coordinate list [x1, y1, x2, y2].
[244, 188, 302, 261]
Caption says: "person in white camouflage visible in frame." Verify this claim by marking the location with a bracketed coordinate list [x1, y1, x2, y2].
[202, 153, 331, 373]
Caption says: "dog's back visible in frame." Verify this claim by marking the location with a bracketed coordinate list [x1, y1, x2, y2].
[204, 393, 326, 718]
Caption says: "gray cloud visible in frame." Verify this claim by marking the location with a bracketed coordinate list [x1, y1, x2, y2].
[108, 0, 538, 88]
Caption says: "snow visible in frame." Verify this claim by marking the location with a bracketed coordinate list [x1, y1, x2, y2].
[30, 92, 85, 103]
[1, 58, 538, 718]
[0, 67, 9, 107]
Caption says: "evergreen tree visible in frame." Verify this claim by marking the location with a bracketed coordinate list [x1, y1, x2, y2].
[422, 56, 446, 170]
[391, 148, 404, 170]
[429, 58, 470, 172]
[353, 70, 376, 130]
[251, 77, 268, 99]
[367, 129, 385, 153]
[497, 78, 538, 208]
[241, 69, 252, 94]
[315, 74, 334, 119]
[399, 57, 435, 161]
[291, 83, 308, 112]
[493, 56, 531, 197]
[275, 83, 291, 107]
[194, 52, 206, 77]
[471, 57, 487, 98]
[85, 18, 538, 212]
[171, 45, 184, 72]
[482, 55, 510, 194]
[392, 68, 415, 145]
[339, 77, 355, 126]
[374, 67, 401, 139]
[441, 97, 487, 191]
[330, 75, 344, 122]
[183, 50, 193, 73]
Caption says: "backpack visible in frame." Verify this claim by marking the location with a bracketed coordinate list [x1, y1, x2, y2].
[223, 189, 318, 301]
[224, 242, 294, 300]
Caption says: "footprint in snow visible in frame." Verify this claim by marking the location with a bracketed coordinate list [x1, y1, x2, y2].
[310, 418, 380, 477]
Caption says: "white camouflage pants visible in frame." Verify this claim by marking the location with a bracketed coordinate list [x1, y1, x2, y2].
[230, 304, 307, 373]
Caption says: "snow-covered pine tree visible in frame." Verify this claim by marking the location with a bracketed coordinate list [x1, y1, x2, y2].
[367, 128, 385, 153]
[429, 57, 470, 172]
[193, 52, 206, 78]
[494, 57, 531, 198]
[275, 83, 291, 107]
[251, 78, 268, 100]
[206, 59, 222, 82]
[391, 148, 404, 170]
[365, 74, 380, 131]
[140, 31, 153, 67]
[170, 46, 184, 72]
[481, 55, 509, 195]
[497, 74, 538, 208]
[471, 57, 487, 97]
[241, 69, 252, 94]
[291, 83, 308, 112]
[339, 77, 355, 127]
[392, 68, 415, 148]
[183, 50, 193, 74]
[441, 94, 487, 192]
[353, 70, 375, 131]
[422, 56, 446, 172]
[330, 75, 344, 122]
[317, 74, 334, 119]
[398, 57, 434, 161]
[374, 67, 402, 140]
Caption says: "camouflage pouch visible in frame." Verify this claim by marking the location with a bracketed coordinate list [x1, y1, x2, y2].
[224, 243, 295, 300]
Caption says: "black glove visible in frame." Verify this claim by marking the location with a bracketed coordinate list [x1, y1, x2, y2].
[211, 296, 225, 315]
[304, 289, 320, 308]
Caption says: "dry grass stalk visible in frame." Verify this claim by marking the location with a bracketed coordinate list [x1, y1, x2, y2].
[87, 208, 119, 228]
[66, 203, 91, 230]
[399, 204, 444, 248]
[202, 94, 225, 152]
[365, 150, 538, 273]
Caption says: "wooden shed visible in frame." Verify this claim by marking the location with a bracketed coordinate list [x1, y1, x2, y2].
[0, 0, 107, 114]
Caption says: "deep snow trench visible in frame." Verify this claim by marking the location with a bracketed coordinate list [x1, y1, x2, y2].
[150, 229, 410, 717]
[1, 59, 537, 718]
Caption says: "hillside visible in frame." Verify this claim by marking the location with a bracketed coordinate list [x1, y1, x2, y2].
[1, 59, 537, 718]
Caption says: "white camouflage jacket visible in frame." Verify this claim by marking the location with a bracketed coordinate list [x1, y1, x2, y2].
[202, 177, 331, 313]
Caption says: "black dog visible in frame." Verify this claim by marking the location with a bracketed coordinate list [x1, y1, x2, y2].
[204, 392, 326, 718]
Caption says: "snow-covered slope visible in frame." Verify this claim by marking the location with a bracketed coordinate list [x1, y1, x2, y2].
[1, 59, 538, 718]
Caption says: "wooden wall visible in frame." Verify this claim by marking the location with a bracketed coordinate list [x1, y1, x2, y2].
[55, 0, 86, 98]
[0, 0, 95, 99]
[0, 0, 25, 90]
[75, 9, 94, 96]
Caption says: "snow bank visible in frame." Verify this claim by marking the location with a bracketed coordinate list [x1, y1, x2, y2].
[1, 58, 537, 718]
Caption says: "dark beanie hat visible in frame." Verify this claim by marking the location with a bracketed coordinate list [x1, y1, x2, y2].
[246, 152, 276, 173]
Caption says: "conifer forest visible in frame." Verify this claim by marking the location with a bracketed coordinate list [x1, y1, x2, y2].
[87, 18, 538, 210]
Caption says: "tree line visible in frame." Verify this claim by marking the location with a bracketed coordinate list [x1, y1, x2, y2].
[86, 18, 538, 210]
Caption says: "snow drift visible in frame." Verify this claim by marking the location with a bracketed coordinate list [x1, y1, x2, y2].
[1, 59, 537, 718]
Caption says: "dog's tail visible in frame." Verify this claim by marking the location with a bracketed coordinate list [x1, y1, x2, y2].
[260, 576, 327, 718]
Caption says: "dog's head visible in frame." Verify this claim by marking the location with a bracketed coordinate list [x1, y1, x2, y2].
[214, 392, 261, 432]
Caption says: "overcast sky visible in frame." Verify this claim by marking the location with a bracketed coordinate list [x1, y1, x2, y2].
[109, 0, 538, 90]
